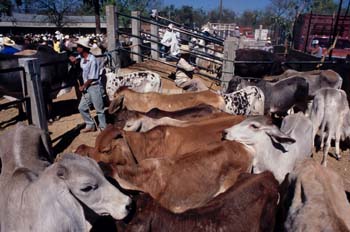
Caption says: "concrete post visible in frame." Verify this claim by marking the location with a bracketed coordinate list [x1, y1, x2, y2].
[18, 58, 53, 160]
[131, 11, 141, 63]
[106, 5, 120, 70]
[150, 22, 159, 59]
[221, 37, 239, 92]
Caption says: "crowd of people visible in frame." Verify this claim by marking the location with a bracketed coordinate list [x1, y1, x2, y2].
[0, 31, 105, 56]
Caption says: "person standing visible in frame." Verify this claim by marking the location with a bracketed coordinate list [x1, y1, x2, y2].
[69, 38, 106, 132]
[160, 24, 179, 58]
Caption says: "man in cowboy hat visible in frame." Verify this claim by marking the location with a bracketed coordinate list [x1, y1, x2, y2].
[0, 37, 20, 55]
[175, 44, 194, 85]
[173, 44, 208, 91]
[69, 37, 106, 132]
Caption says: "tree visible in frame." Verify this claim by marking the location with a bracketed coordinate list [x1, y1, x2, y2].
[33, 0, 81, 28]
[0, 0, 12, 16]
[83, 0, 103, 34]
[207, 8, 236, 23]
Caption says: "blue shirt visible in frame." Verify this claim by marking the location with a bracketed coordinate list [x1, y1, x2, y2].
[0, 46, 20, 55]
[80, 53, 100, 83]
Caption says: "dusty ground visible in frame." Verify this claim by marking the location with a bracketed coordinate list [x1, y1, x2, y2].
[1, 60, 350, 190]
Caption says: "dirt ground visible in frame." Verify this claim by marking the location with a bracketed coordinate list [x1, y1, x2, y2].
[1, 60, 350, 191]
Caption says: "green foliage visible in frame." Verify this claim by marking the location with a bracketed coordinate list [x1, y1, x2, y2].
[0, 0, 12, 16]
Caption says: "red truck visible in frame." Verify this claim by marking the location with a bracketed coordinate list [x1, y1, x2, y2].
[293, 13, 350, 58]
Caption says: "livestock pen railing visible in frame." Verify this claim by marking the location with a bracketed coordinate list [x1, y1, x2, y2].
[106, 5, 348, 90]
[0, 58, 73, 160]
[105, 5, 350, 91]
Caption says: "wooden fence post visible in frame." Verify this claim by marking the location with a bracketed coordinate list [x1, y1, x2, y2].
[18, 58, 53, 160]
[221, 37, 239, 92]
[106, 5, 120, 70]
[150, 21, 159, 59]
[131, 11, 141, 63]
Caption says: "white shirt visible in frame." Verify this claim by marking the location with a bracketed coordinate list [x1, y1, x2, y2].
[80, 54, 100, 83]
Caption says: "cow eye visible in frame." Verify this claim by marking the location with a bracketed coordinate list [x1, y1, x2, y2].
[250, 123, 260, 129]
[81, 185, 98, 192]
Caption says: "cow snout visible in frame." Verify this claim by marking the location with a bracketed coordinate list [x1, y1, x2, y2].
[222, 131, 227, 140]
[126, 200, 134, 212]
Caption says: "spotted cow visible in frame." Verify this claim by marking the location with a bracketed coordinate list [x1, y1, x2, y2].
[106, 70, 162, 100]
[222, 86, 265, 115]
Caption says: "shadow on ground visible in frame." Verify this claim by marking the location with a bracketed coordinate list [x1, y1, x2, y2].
[52, 99, 79, 119]
[52, 123, 85, 155]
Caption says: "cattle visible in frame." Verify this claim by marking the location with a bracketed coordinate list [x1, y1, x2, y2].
[278, 159, 350, 231]
[0, 123, 50, 180]
[0, 153, 132, 232]
[110, 87, 264, 116]
[112, 140, 251, 213]
[105, 70, 162, 101]
[223, 113, 313, 183]
[235, 49, 284, 78]
[264, 69, 343, 97]
[227, 76, 309, 114]
[123, 115, 187, 132]
[310, 88, 350, 166]
[116, 172, 279, 232]
[110, 103, 220, 129]
[76, 113, 246, 164]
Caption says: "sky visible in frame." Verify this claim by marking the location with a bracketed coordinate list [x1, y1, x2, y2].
[162, 0, 271, 13]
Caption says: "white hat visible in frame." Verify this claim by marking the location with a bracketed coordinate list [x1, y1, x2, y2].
[55, 31, 61, 35]
[3, 37, 15, 46]
[64, 35, 69, 39]
[235, 26, 239, 29]
[312, 39, 319, 45]
[168, 24, 174, 30]
[76, 37, 92, 49]
[180, 44, 190, 54]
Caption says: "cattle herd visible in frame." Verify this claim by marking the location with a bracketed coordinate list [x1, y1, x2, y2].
[1, 63, 350, 232]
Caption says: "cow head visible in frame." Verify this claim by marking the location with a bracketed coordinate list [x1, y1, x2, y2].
[223, 116, 295, 149]
[108, 95, 125, 114]
[54, 153, 131, 220]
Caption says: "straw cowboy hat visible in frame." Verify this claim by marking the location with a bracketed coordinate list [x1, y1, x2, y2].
[3, 37, 15, 46]
[76, 37, 92, 49]
[180, 44, 190, 54]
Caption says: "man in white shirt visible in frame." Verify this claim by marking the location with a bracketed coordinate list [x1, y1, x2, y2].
[69, 38, 106, 132]
[160, 24, 180, 57]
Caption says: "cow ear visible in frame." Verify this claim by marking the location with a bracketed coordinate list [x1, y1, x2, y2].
[263, 126, 296, 144]
[56, 165, 68, 180]
[108, 95, 124, 114]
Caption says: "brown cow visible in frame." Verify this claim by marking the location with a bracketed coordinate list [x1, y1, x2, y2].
[277, 159, 350, 231]
[111, 103, 220, 129]
[113, 140, 251, 213]
[76, 113, 245, 164]
[115, 172, 279, 232]
[109, 88, 225, 114]
[109, 87, 265, 116]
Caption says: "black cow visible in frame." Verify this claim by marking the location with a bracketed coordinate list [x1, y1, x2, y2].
[235, 49, 284, 78]
[0, 46, 74, 120]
